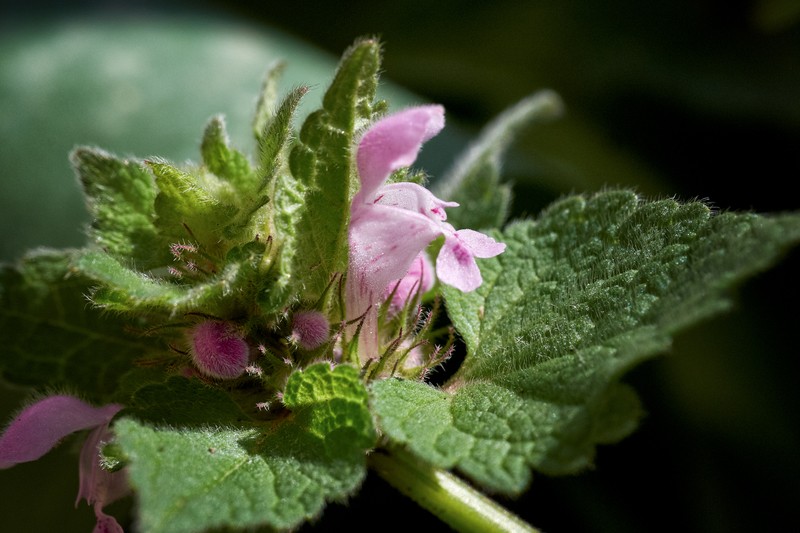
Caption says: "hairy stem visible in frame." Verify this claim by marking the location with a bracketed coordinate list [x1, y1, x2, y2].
[369, 448, 539, 532]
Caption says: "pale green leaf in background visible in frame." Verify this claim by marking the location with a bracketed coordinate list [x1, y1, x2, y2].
[0, 250, 157, 402]
[435, 90, 564, 230]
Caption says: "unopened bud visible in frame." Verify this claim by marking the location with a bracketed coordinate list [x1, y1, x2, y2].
[289, 311, 330, 350]
[189, 321, 249, 379]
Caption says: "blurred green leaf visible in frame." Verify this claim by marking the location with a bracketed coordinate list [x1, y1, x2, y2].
[0, 250, 155, 401]
[436, 90, 563, 229]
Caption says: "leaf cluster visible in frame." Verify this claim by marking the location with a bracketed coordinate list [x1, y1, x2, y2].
[2, 36, 800, 533]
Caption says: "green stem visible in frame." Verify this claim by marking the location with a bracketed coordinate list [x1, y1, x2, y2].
[369, 448, 540, 533]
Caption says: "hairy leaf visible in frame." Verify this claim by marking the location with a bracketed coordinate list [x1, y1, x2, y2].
[254, 86, 311, 313]
[77, 242, 267, 319]
[258, 85, 307, 187]
[288, 39, 383, 301]
[252, 60, 286, 143]
[200, 115, 255, 195]
[128, 376, 254, 427]
[0, 250, 155, 401]
[72, 147, 170, 268]
[150, 158, 241, 252]
[373, 191, 800, 493]
[116, 363, 375, 533]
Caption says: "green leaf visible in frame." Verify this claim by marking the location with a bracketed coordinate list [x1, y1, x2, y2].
[77, 242, 267, 318]
[373, 191, 800, 494]
[283, 363, 376, 453]
[288, 39, 383, 300]
[260, 170, 306, 314]
[128, 376, 254, 426]
[372, 378, 642, 494]
[72, 147, 170, 268]
[435, 90, 563, 230]
[150, 158, 242, 252]
[116, 363, 375, 533]
[200, 115, 255, 194]
[259, 85, 307, 188]
[252, 60, 286, 143]
[0, 249, 155, 401]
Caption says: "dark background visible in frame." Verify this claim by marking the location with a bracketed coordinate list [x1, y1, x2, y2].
[1, 1, 799, 531]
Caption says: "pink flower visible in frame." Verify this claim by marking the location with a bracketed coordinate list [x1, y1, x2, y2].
[0, 395, 128, 532]
[382, 252, 435, 314]
[346, 105, 505, 359]
[78, 424, 129, 533]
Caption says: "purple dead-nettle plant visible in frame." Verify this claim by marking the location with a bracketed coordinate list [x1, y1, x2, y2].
[1, 38, 799, 533]
[345, 105, 505, 362]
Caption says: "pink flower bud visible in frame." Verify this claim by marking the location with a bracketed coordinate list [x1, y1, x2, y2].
[189, 321, 249, 379]
[290, 311, 330, 350]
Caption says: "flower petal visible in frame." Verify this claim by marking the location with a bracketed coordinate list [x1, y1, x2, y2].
[0, 396, 122, 469]
[356, 105, 444, 200]
[349, 204, 442, 297]
[453, 229, 506, 258]
[383, 252, 435, 313]
[437, 234, 484, 292]
[77, 425, 129, 508]
[376, 182, 458, 221]
[347, 204, 442, 360]
[93, 509, 125, 533]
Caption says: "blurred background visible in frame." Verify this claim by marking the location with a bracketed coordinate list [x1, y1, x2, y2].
[1, 1, 798, 531]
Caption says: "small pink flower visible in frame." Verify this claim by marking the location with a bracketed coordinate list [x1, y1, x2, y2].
[346, 105, 505, 359]
[0, 395, 128, 532]
[78, 424, 129, 533]
[189, 321, 249, 379]
[383, 252, 434, 314]
[290, 311, 330, 350]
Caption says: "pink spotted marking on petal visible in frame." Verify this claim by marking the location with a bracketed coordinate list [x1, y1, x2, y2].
[437, 237, 483, 292]
[436, 228, 505, 292]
